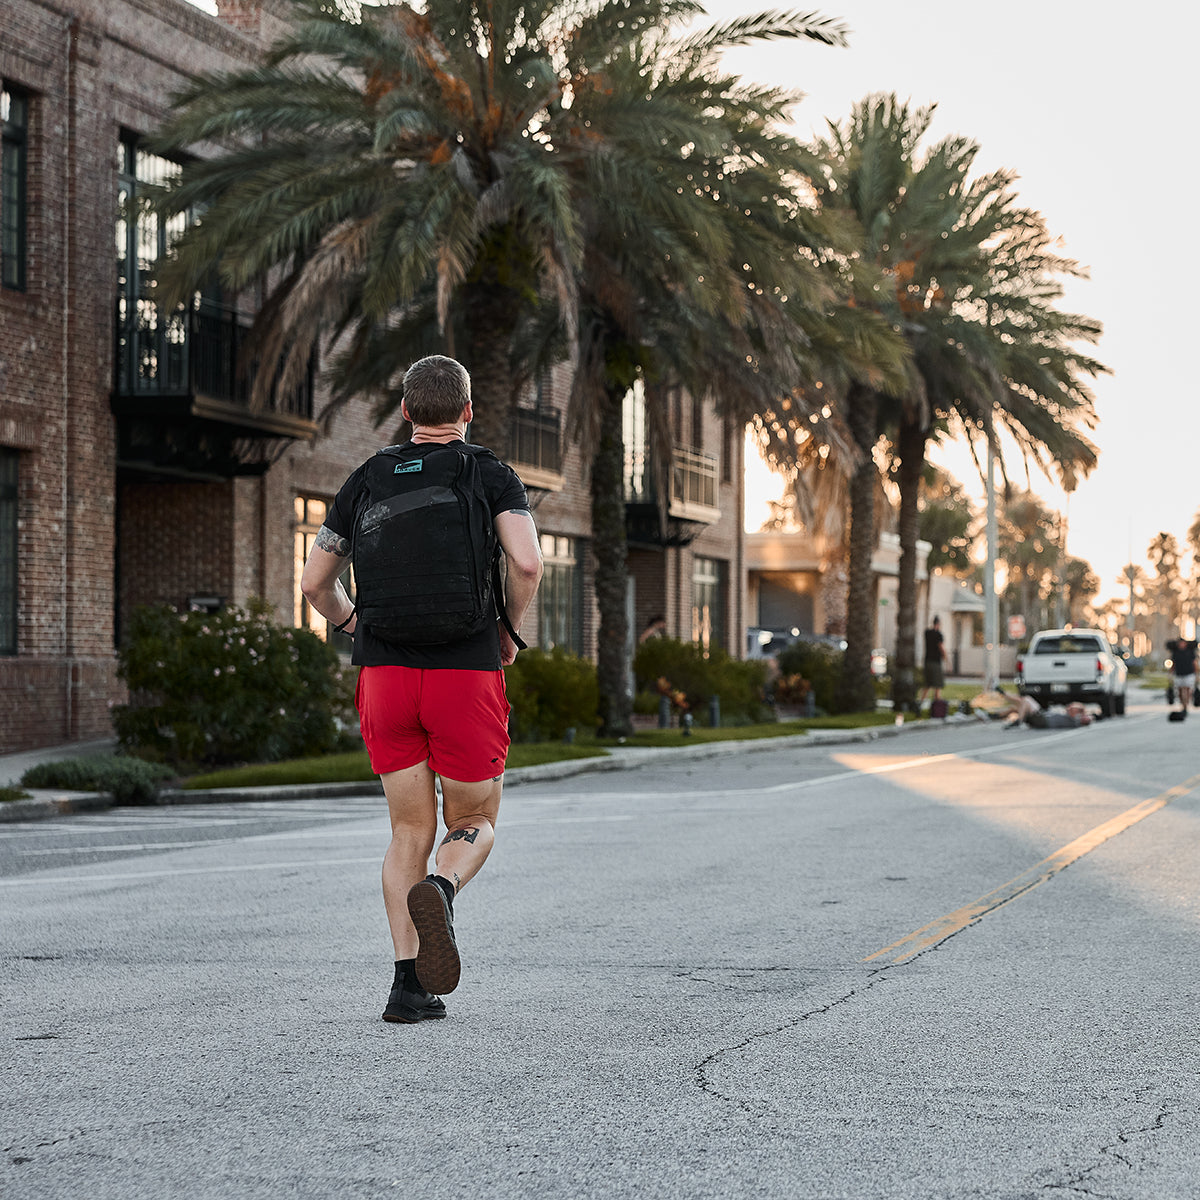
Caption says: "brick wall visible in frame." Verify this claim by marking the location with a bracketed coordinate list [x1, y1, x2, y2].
[0, 0, 282, 752]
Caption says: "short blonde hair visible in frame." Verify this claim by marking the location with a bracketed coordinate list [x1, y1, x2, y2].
[402, 355, 471, 426]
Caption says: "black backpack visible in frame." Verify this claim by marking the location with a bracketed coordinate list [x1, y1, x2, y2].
[350, 442, 522, 648]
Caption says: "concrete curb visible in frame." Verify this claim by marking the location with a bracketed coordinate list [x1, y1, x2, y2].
[0, 714, 981, 823]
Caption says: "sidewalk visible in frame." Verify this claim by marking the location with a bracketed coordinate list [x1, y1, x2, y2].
[0, 715, 975, 824]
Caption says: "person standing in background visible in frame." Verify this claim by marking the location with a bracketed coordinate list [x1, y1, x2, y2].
[918, 615, 947, 713]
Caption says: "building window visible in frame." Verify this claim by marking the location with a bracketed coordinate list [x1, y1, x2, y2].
[622, 380, 649, 502]
[537, 534, 583, 654]
[511, 371, 562, 474]
[0, 450, 17, 654]
[1, 84, 29, 292]
[692, 555, 726, 653]
[116, 134, 191, 394]
[294, 495, 352, 641]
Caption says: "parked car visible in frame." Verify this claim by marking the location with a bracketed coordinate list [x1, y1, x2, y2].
[1015, 628, 1128, 717]
[746, 627, 847, 660]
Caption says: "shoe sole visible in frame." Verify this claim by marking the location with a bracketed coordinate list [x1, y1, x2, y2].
[382, 1006, 447, 1024]
[408, 880, 461, 994]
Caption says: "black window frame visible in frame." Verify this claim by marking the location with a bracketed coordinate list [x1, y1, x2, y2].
[0, 449, 18, 655]
[692, 554, 726, 654]
[1, 82, 29, 293]
[537, 533, 584, 655]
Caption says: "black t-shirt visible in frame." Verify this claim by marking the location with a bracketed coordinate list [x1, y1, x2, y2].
[923, 626, 944, 663]
[1172, 640, 1198, 676]
[324, 440, 530, 670]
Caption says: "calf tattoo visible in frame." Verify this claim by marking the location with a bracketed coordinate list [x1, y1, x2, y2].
[442, 827, 480, 846]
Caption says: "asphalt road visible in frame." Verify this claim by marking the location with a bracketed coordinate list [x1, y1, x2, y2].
[4, 692, 1199, 1199]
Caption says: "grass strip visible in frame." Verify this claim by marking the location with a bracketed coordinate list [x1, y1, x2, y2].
[180, 712, 907, 790]
[181, 742, 610, 790]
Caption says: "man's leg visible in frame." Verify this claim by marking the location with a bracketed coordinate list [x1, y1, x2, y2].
[406, 774, 503, 995]
[380, 760, 439, 960]
[378, 759, 449, 1023]
[433, 775, 503, 896]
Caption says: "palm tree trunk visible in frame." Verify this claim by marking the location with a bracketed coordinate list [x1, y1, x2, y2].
[835, 384, 880, 713]
[592, 380, 633, 737]
[460, 284, 519, 454]
[891, 416, 927, 713]
[819, 546, 848, 636]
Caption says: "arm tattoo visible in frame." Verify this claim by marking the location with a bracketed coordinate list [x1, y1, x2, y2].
[315, 525, 350, 557]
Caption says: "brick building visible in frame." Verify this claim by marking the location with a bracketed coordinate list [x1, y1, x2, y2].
[0, 0, 745, 754]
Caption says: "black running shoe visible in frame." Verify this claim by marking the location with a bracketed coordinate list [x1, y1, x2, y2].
[382, 983, 447, 1024]
[408, 877, 461, 994]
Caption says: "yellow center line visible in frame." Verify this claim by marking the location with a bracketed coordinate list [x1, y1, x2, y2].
[864, 770, 1200, 965]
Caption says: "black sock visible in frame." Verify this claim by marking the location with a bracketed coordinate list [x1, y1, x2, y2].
[428, 873, 456, 909]
[394, 958, 417, 990]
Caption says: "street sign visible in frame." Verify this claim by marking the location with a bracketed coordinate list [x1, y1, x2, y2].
[1008, 614, 1026, 640]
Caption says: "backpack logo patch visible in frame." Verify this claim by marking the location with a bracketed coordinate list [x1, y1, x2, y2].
[394, 460, 423, 474]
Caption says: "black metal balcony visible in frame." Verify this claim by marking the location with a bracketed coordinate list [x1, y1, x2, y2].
[624, 447, 721, 547]
[112, 301, 317, 479]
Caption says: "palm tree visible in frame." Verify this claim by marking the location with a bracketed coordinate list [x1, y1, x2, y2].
[1060, 556, 1099, 627]
[998, 490, 1069, 631]
[918, 467, 975, 576]
[156, 0, 798, 451]
[1146, 532, 1183, 646]
[802, 96, 1104, 711]
[150, 0, 859, 734]
[556, 9, 873, 733]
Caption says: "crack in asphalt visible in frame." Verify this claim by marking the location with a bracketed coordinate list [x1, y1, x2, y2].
[1038, 1091, 1184, 1197]
[692, 965, 896, 1113]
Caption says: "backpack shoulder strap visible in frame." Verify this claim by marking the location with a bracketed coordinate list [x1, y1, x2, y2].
[457, 446, 527, 650]
[492, 555, 527, 651]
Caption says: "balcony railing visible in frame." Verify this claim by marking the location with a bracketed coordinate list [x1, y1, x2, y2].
[671, 447, 718, 512]
[623, 446, 720, 546]
[114, 300, 313, 421]
[624, 448, 719, 511]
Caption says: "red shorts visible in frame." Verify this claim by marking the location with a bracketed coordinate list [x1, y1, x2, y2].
[355, 666, 511, 782]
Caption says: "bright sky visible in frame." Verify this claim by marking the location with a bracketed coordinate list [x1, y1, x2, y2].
[708, 0, 1198, 604]
[184, 0, 1192, 604]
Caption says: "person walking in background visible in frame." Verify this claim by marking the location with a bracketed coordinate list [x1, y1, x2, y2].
[1169, 630, 1198, 718]
[301, 355, 543, 1024]
[918, 615, 947, 712]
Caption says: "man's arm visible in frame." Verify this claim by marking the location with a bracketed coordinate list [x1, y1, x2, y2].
[300, 526, 357, 633]
[494, 509, 543, 665]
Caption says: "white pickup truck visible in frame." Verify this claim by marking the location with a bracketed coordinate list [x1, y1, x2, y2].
[1015, 628, 1128, 717]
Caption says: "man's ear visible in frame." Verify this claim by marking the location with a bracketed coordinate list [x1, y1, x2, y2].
[462, 400, 474, 425]
[400, 399, 411, 423]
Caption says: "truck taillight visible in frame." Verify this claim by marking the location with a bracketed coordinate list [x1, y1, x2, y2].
[1016, 657, 1024, 677]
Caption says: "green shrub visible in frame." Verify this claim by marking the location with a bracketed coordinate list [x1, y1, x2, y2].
[114, 600, 355, 767]
[633, 638, 772, 726]
[21, 755, 175, 804]
[773, 640, 843, 713]
[0, 786, 31, 803]
[504, 647, 600, 741]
